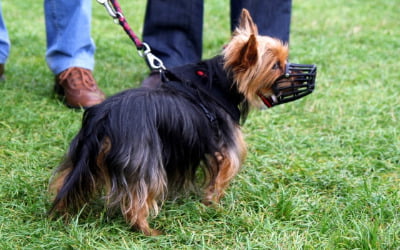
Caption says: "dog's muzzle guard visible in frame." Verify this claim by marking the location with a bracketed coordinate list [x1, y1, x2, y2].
[259, 63, 317, 108]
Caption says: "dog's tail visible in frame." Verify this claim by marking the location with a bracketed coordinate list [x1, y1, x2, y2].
[48, 107, 107, 215]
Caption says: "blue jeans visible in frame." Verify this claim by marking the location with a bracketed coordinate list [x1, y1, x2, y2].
[143, 0, 292, 68]
[44, 0, 95, 74]
[0, 1, 10, 64]
[0, 1, 95, 74]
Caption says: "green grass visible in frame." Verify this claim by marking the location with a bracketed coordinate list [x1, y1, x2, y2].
[0, 0, 399, 249]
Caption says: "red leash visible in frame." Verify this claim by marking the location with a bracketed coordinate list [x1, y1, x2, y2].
[97, 0, 165, 71]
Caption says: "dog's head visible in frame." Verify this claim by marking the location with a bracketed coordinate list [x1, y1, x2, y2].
[223, 9, 316, 108]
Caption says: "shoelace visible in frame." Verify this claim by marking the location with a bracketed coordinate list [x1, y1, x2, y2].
[58, 67, 96, 89]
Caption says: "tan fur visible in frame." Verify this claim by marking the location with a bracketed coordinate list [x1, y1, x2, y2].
[97, 137, 112, 196]
[120, 181, 164, 236]
[223, 9, 289, 107]
[48, 167, 72, 211]
[203, 126, 246, 204]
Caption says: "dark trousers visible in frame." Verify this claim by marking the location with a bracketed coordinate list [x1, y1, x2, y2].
[143, 0, 292, 68]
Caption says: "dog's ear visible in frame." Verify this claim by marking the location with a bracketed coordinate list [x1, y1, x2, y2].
[238, 9, 258, 35]
[239, 34, 258, 68]
[225, 33, 258, 72]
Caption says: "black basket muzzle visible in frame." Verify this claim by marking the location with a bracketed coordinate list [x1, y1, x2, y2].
[259, 63, 317, 108]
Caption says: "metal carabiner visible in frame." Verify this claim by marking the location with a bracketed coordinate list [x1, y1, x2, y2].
[96, 0, 118, 18]
[138, 43, 166, 71]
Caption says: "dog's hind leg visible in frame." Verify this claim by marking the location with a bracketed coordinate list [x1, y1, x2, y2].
[122, 192, 163, 236]
[134, 203, 162, 236]
[203, 127, 247, 205]
[48, 165, 73, 212]
[96, 137, 112, 195]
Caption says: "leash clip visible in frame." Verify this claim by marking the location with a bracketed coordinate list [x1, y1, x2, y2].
[97, 0, 165, 71]
[139, 43, 166, 71]
[96, 0, 119, 19]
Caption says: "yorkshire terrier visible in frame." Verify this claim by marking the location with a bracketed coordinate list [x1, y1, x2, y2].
[48, 9, 316, 235]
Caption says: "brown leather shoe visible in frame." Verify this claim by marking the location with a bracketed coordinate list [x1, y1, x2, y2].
[55, 67, 106, 109]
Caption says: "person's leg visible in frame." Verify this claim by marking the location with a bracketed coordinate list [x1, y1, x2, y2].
[44, 0, 104, 108]
[0, 2, 10, 78]
[44, 0, 95, 74]
[230, 0, 292, 43]
[142, 0, 204, 68]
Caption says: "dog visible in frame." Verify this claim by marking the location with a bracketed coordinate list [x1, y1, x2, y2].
[48, 9, 316, 236]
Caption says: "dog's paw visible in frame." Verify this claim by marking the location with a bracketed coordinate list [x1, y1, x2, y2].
[145, 228, 163, 236]
[202, 199, 215, 207]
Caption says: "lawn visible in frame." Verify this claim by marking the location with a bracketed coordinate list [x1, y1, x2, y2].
[0, 0, 399, 249]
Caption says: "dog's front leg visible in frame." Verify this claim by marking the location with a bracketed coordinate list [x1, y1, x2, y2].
[202, 151, 231, 205]
[203, 128, 247, 205]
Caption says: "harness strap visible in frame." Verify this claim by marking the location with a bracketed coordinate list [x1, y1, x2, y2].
[163, 79, 220, 136]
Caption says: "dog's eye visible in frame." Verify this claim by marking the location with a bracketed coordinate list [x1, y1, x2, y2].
[272, 62, 280, 70]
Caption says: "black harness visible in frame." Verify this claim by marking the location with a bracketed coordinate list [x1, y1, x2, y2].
[161, 56, 245, 125]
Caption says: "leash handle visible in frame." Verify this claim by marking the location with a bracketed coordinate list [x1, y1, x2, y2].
[97, 0, 166, 71]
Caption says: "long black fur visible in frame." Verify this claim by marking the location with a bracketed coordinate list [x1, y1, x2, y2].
[49, 56, 249, 214]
